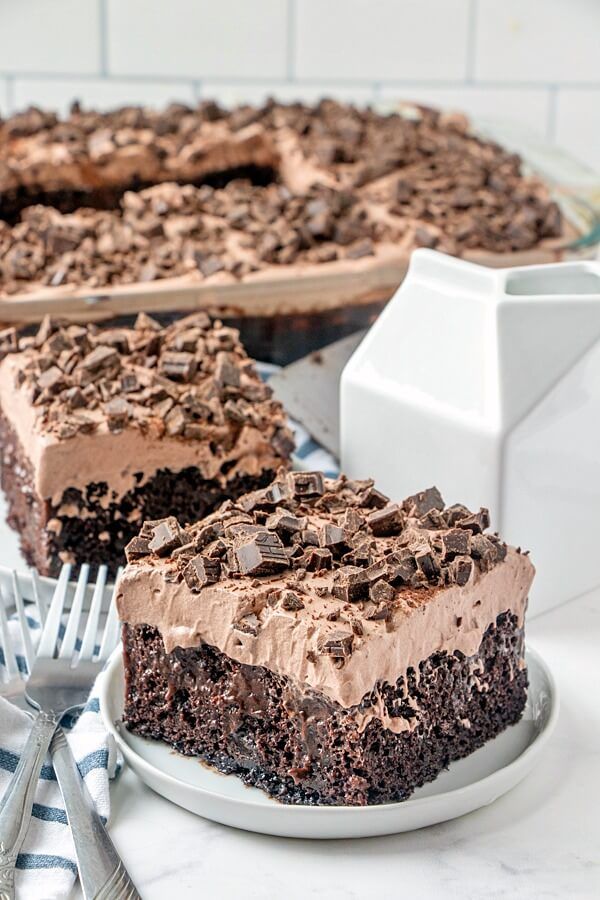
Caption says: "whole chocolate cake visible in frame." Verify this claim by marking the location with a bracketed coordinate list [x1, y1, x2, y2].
[118, 470, 534, 806]
[0, 314, 293, 577]
[0, 100, 568, 363]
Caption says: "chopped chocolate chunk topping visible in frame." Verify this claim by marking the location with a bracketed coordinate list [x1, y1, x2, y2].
[234, 531, 289, 576]
[450, 556, 474, 587]
[127, 473, 512, 625]
[318, 630, 354, 658]
[332, 566, 369, 602]
[124, 535, 150, 563]
[233, 613, 260, 636]
[159, 351, 196, 383]
[404, 486, 445, 518]
[318, 523, 346, 549]
[280, 590, 305, 611]
[456, 508, 490, 534]
[369, 580, 395, 605]
[288, 471, 325, 498]
[367, 504, 403, 536]
[441, 528, 471, 560]
[2, 315, 294, 467]
[183, 555, 221, 591]
[148, 517, 185, 556]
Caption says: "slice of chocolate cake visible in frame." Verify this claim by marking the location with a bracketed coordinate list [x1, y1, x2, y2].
[0, 314, 293, 577]
[117, 471, 534, 806]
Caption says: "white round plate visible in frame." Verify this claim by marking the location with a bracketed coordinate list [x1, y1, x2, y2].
[100, 645, 558, 839]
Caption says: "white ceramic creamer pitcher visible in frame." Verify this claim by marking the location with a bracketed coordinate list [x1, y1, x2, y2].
[340, 248, 600, 616]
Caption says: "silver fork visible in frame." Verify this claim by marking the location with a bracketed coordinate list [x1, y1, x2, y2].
[0, 564, 139, 899]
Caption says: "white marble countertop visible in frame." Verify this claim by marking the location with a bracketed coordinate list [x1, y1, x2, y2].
[74, 589, 600, 900]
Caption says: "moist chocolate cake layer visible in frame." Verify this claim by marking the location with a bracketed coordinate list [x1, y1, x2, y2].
[122, 612, 527, 806]
[0, 411, 276, 577]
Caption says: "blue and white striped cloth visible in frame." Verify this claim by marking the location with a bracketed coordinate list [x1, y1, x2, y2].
[0, 609, 118, 900]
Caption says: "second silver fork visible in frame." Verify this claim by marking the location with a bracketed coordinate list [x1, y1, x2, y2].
[0, 564, 139, 899]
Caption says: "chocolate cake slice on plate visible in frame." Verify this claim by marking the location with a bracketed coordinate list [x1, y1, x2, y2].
[0, 314, 293, 577]
[117, 470, 534, 806]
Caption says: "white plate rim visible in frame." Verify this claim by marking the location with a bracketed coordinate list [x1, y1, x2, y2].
[100, 644, 559, 832]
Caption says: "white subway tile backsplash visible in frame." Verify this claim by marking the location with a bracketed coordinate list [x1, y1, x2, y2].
[0, 0, 101, 75]
[295, 0, 470, 81]
[200, 82, 379, 109]
[555, 89, 600, 174]
[379, 86, 551, 138]
[107, 0, 288, 79]
[11, 78, 196, 117]
[475, 0, 600, 84]
[0, 0, 595, 175]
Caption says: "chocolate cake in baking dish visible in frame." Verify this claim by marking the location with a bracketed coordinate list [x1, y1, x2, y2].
[118, 471, 534, 806]
[0, 99, 568, 362]
[0, 314, 293, 577]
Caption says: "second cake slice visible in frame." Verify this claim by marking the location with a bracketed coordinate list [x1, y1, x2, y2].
[0, 313, 293, 576]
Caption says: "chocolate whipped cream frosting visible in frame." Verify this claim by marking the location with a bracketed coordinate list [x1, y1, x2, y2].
[118, 472, 534, 711]
[0, 314, 292, 503]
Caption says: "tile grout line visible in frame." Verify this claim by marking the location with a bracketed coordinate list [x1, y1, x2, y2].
[466, 0, 479, 83]
[2, 72, 599, 91]
[98, 0, 109, 77]
[286, 0, 296, 82]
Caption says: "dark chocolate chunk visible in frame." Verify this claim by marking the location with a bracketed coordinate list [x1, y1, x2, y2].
[405, 486, 445, 517]
[332, 566, 369, 602]
[488, 534, 508, 562]
[419, 509, 447, 530]
[318, 523, 346, 549]
[318, 630, 354, 658]
[233, 613, 260, 636]
[63, 386, 86, 410]
[159, 351, 196, 383]
[234, 531, 289, 576]
[456, 508, 490, 534]
[281, 590, 305, 611]
[444, 504, 471, 526]
[300, 528, 320, 547]
[414, 545, 441, 582]
[449, 556, 473, 586]
[135, 312, 162, 332]
[124, 535, 150, 562]
[369, 580, 395, 605]
[38, 365, 66, 394]
[79, 345, 119, 374]
[148, 517, 184, 556]
[121, 372, 140, 393]
[341, 508, 364, 535]
[441, 528, 471, 560]
[367, 504, 403, 536]
[194, 521, 225, 550]
[105, 397, 130, 431]
[0, 327, 17, 360]
[214, 353, 241, 388]
[265, 509, 305, 537]
[287, 471, 324, 498]
[364, 559, 388, 582]
[387, 552, 418, 585]
[304, 547, 333, 571]
[183, 555, 221, 591]
[358, 486, 390, 509]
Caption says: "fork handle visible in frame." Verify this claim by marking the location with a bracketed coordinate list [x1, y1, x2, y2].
[0, 710, 57, 900]
[50, 728, 141, 900]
